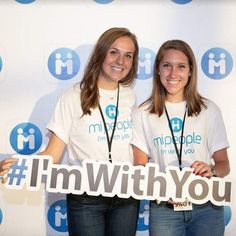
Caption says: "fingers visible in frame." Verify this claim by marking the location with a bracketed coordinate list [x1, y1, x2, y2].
[0, 158, 18, 183]
[191, 161, 212, 178]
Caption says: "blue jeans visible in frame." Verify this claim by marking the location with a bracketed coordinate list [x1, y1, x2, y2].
[66, 193, 139, 236]
[149, 201, 225, 236]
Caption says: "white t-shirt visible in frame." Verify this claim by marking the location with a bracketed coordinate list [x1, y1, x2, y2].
[131, 99, 229, 172]
[47, 84, 136, 166]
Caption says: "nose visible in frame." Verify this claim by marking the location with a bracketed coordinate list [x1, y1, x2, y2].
[116, 54, 124, 65]
[170, 66, 178, 78]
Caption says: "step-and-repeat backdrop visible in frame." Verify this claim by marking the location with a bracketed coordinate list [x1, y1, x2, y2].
[0, 0, 235, 235]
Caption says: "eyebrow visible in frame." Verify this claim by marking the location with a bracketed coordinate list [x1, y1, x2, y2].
[110, 47, 134, 54]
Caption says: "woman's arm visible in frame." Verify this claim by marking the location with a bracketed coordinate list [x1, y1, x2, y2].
[132, 145, 149, 166]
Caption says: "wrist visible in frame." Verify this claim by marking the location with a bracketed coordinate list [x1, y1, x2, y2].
[211, 166, 218, 177]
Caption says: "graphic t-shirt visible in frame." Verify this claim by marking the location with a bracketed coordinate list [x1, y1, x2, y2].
[131, 100, 229, 172]
[47, 84, 136, 166]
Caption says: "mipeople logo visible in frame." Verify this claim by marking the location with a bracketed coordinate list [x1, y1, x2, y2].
[105, 105, 118, 120]
[0, 208, 2, 225]
[170, 117, 183, 133]
[48, 47, 80, 80]
[0, 56, 2, 73]
[10, 122, 42, 155]
[94, 0, 114, 3]
[171, 0, 192, 4]
[224, 206, 231, 226]
[137, 47, 156, 80]
[15, 0, 36, 3]
[201, 47, 233, 80]
[137, 200, 149, 231]
[47, 199, 68, 232]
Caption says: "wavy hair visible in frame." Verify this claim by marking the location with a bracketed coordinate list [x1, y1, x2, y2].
[80, 27, 139, 115]
[144, 39, 206, 117]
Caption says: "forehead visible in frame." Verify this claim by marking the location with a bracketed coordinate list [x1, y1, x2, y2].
[161, 49, 189, 63]
[109, 36, 135, 52]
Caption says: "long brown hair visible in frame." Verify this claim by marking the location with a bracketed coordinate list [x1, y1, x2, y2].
[144, 39, 206, 117]
[80, 27, 139, 115]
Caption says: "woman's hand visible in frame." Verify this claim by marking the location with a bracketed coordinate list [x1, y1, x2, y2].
[191, 161, 212, 178]
[0, 158, 18, 183]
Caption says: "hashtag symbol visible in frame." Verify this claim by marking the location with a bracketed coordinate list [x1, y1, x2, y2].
[8, 159, 28, 186]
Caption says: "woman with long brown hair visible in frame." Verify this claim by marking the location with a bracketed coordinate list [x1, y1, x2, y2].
[132, 39, 230, 236]
[0, 27, 140, 236]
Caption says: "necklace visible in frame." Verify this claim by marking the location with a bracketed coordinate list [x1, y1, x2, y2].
[99, 88, 118, 100]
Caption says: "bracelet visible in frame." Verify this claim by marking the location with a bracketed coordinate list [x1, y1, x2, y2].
[211, 166, 218, 177]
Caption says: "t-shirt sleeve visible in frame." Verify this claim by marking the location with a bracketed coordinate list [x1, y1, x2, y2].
[47, 90, 75, 144]
[131, 107, 150, 156]
[208, 105, 229, 157]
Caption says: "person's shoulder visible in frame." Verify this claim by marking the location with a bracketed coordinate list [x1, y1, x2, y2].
[203, 98, 221, 114]
[60, 84, 81, 104]
[120, 85, 136, 101]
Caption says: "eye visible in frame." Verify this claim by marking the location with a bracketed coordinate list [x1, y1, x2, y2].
[125, 53, 133, 59]
[178, 64, 186, 69]
[163, 63, 170, 68]
[110, 50, 118, 55]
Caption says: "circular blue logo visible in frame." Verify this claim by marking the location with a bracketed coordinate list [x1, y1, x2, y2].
[137, 47, 156, 80]
[0, 208, 2, 224]
[171, 0, 192, 4]
[105, 105, 118, 120]
[94, 0, 114, 4]
[10, 122, 42, 155]
[48, 48, 80, 80]
[15, 0, 36, 3]
[0, 56, 2, 72]
[224, 206, 231, 226]
[137, 200, 149, 231]
[170, 118, 183, 133]
[201, 47, 233, 80]
[48, 200, 68, 232]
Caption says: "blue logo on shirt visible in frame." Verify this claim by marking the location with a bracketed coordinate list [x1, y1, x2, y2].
[170, 117, 183, 133]
[15, 0, 36, 3]
[201, 47, 233, 80]
[137, 47, 156, 80]
[48, 48, 80, 80]
[105, 105, 118, 120]
[10, 122, 42, 155]
[171, 0, 192, 4]
[48, 199, 68, 232]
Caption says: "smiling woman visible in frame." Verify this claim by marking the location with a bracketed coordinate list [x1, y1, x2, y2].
[132, 39, 230, 236]
[0, 27, 140, 236]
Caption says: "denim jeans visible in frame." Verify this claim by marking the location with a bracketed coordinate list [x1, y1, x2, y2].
[66, 193, 139, 236]
[149, 201, 225, 236]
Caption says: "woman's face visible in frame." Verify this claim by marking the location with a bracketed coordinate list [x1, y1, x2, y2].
[159, 49, 191, 102]
[98, 36, 135, 89]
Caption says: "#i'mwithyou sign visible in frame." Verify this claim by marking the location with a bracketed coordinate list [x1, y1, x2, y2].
[5, 155, 232, 206]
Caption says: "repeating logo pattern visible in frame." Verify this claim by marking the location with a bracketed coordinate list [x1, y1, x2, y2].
[48, 48, 80, 80]
[171, 0, 192, 4]
[10, 122, 42, 155]
[137, 200, 149, 231]
[201, 47, 233, 80]
[47, 200, 68, 232]
[94, 0, 114, 4]
[137, 47, 156, 80]
[0, 56, 2, 73]
[15, 0, 36, 3]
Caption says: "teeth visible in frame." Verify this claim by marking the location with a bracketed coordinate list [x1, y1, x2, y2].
[168, 80, 179, 84]
[112, 66, 122, 71]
